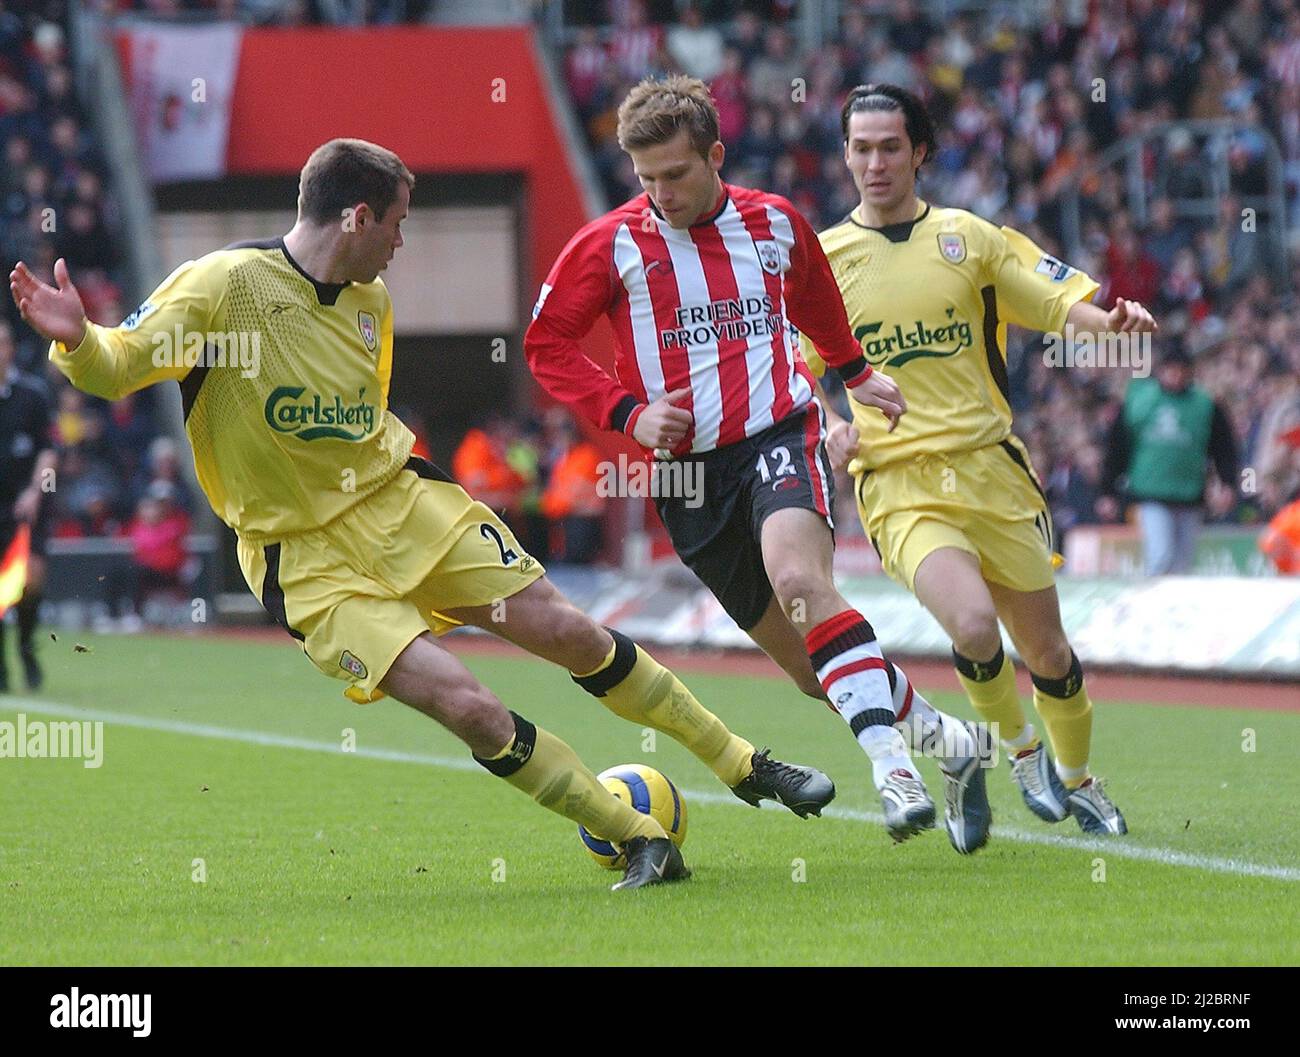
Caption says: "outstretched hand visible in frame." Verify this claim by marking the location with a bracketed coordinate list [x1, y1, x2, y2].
[9, 258, 88, 348]
[1106, 297, 1158, 334]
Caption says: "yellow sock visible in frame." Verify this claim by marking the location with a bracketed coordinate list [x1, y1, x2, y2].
[953, 646, 1031, 747]
[1031, 652, 1092, 788]
[572, 630, 755, 788]
[475, 712, 665, 843]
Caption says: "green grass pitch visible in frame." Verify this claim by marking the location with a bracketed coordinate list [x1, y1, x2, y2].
[1, 632, 1296, 966]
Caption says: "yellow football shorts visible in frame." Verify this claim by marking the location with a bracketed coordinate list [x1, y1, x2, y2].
[236, 457, 544, 702]
[853, 434, 1058, 594]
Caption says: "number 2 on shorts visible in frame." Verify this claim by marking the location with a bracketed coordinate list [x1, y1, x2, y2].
[480, 523, 519, 565]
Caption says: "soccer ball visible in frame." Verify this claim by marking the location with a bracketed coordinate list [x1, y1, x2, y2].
[578, 764, 688, 869]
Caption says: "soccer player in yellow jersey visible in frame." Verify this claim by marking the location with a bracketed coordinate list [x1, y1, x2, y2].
[804, 86, 1157, 842]
[11, 138, 838, 891]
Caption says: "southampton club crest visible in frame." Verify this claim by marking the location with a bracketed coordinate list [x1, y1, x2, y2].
[937, 233, 967, 264]
[357, 310, 377, 352]
[754, 239, 782, 275]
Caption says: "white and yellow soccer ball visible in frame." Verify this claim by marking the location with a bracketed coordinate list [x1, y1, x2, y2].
[578, 764, 688, 869]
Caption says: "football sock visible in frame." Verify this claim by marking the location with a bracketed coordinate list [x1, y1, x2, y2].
[473, 711, 665, 843]
[807, 610, 914, 788]
[571, 629, 755, 788]
[888, 661, 976, 770]
[1030, 651, 1092, 788]
[953, 645, 1030, 747]
[1004, 723, 1039, 754]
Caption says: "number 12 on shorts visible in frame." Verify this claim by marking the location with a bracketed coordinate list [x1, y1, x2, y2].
[756, 445, 796, 483]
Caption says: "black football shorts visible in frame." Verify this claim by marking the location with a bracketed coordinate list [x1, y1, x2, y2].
[653, 403, 835, 630]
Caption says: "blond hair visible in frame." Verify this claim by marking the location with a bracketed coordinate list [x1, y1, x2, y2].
[616, 75, 720, 157]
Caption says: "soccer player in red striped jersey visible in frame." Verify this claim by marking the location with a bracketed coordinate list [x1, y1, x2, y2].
[526, 76, 983, 843]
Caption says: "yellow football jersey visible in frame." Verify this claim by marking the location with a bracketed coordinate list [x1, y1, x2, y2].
[801, 201, 1098, 473]
[49, 238, 414, 540]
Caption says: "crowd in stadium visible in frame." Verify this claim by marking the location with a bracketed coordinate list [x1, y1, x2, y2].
[1, 6, 181, 525]
[561, 0, 1300, 542]
[4, 0, 1300, 576]
[2, 2, 202, 630]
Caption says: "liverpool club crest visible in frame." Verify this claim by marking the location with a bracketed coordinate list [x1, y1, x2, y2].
[937, 233, 967, 264]
[358, 311, 377, 352]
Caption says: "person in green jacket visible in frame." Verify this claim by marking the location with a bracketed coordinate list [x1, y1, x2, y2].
[1100, 344, 1239, 574]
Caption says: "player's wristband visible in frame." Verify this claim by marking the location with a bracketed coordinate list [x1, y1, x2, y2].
[611, 395, 646, 436]
[835, 356, 873, 390]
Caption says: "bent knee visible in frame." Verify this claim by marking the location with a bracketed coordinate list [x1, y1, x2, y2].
[1025, 639, 1074, 681]
[768, 567, 834, 614]
[949, 609, 1001, 661]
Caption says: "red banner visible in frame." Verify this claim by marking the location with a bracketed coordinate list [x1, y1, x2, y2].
[222, 27, 590, 321]
[116, 25, 602, 362]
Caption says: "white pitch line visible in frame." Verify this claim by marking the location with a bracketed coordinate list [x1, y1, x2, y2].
[9, 698, 1300, 883]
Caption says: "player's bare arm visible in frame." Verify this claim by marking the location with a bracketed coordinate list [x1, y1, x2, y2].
[9, 259, 88, 349]
[813, 377, 862, 470]
[809, 371, 899, 471]
[1066, 296, 1158, 334]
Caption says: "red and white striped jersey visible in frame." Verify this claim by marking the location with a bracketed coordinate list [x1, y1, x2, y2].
[525, 183, 870, 456]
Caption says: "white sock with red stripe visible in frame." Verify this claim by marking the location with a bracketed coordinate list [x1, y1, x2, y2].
[887, 662, 976, 771]
[806, 610, 916, 789]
